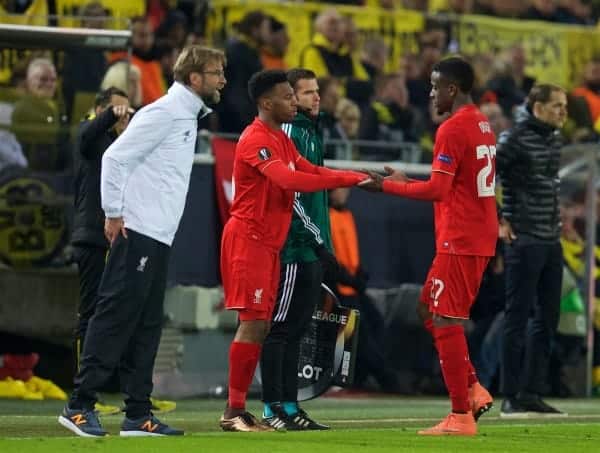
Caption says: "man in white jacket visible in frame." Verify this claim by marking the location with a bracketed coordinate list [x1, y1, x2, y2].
[59, 45, 226, 438]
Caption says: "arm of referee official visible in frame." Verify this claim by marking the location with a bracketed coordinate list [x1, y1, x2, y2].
[337, 264, 368, 294]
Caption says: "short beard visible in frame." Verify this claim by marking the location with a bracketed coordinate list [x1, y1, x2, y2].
[201, 91, 220, 105]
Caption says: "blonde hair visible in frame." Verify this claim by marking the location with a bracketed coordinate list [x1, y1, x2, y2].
[101, 62, 142, 106]
[314, 8, 341, 33]
[173, 45, 226, 84]
[335, 97, 360, 121]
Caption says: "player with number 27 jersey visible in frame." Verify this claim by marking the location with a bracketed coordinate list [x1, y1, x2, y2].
[431, 104, 498, 257]
[376, 103, 498, 319]
[359, 58, 498, 436]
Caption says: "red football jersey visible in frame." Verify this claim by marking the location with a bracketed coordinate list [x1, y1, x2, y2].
[431, 104, 498, 256]
[227, 118, 300, 249]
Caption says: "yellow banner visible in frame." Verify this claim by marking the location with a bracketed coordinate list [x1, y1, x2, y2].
[0, 0, 49, 84]
[566, 28, 600, 88]
[457, 14, 600, 89]
[55, 0, 144, 29]
[207, 1, 424, 73]
[0, 0, 48, 25]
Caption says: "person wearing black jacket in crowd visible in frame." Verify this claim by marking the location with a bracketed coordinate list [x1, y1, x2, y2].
[496, 84, 567, 417]
[217, 10, 268, 132]
[71, 86, 132, 393]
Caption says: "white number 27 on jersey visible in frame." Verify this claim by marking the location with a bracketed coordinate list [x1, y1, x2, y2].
[476, 144, 496, 197]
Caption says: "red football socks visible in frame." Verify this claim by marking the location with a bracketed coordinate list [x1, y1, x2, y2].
[434, 325, 470, 413]
[227, 342, 261, 410]
[424, 318, 478, 388]
[467, 358, 478, 387]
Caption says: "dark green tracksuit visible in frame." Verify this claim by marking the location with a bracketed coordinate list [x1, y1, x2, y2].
[261, 111, 332, 405]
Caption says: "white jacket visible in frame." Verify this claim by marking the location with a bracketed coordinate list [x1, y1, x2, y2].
[101, 82, 211, 246]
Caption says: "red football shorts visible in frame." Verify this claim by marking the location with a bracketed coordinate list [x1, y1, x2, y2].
[220, 223, 280, 321]
[420, 254, 490, 319]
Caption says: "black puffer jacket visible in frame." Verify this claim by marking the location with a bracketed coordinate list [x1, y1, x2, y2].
[496, 107, 563, 241]
[71, 107, 119, 248]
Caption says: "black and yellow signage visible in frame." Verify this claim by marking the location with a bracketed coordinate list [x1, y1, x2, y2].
[0, 175, 67, 267]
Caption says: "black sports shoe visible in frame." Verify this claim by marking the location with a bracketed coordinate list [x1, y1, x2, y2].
[500, 398, 531, 419]
[120, 414, 184, 436]
[58, 406, 107, 437]
[519, 397, 567, 417]
[262, 403, 298, 431]
[289, 408, 330, 430]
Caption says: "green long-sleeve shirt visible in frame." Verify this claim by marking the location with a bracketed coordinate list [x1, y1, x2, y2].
[280, 111, 332, 264]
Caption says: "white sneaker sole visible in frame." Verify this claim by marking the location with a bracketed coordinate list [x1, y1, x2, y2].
[119, 430, 166, 437]
[58, 415, 106, 437]
[500, 411, 536, 419]
[500, 411, 569, 419]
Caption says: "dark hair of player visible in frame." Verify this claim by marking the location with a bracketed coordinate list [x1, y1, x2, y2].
[432, 57, 475, 93]
[248, 69, 289, 104]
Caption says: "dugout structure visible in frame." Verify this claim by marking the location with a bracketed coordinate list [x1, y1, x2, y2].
[0, 23, 131, 349]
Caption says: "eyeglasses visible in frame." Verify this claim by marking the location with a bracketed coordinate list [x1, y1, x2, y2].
[202, 70, 225, 77]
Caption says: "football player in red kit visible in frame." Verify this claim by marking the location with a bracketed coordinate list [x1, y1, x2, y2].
[219, 70, 366, 432]
[360, 57, 498, 436]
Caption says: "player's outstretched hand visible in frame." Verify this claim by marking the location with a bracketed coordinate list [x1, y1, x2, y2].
[384, 166, 408, 183]
[350, 170, 370, 184]
[357, 171, 384, 192]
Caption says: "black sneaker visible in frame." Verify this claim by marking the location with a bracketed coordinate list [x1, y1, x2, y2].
[289, 408, 330, 430]
[58, 406, 107, 437]
[262, 403, 298, 431]
[120, 414, 184, 436]
[519, 397, 567, 417]
[499, 398, 532, 419]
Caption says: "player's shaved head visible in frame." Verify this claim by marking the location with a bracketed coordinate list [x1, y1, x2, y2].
[432, 57, 474, 94]
[248, 69, 289, 104]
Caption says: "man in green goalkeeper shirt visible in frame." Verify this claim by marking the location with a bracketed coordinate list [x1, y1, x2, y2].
[260, 68, 335, 430]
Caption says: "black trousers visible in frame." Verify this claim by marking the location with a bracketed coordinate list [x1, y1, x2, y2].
[261, 260, 323, 403]
[73, 245, 107, 357]
[69, 229, 170, 418]
[501, 238, 563, 397]
[73, 245, 130, 392]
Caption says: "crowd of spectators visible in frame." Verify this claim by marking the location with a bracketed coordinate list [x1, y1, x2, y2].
[2, 0, 600, 168]
[329, 0, 599, 24]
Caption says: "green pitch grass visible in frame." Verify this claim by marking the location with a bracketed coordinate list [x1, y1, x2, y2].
[1, 396, 599, 452]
